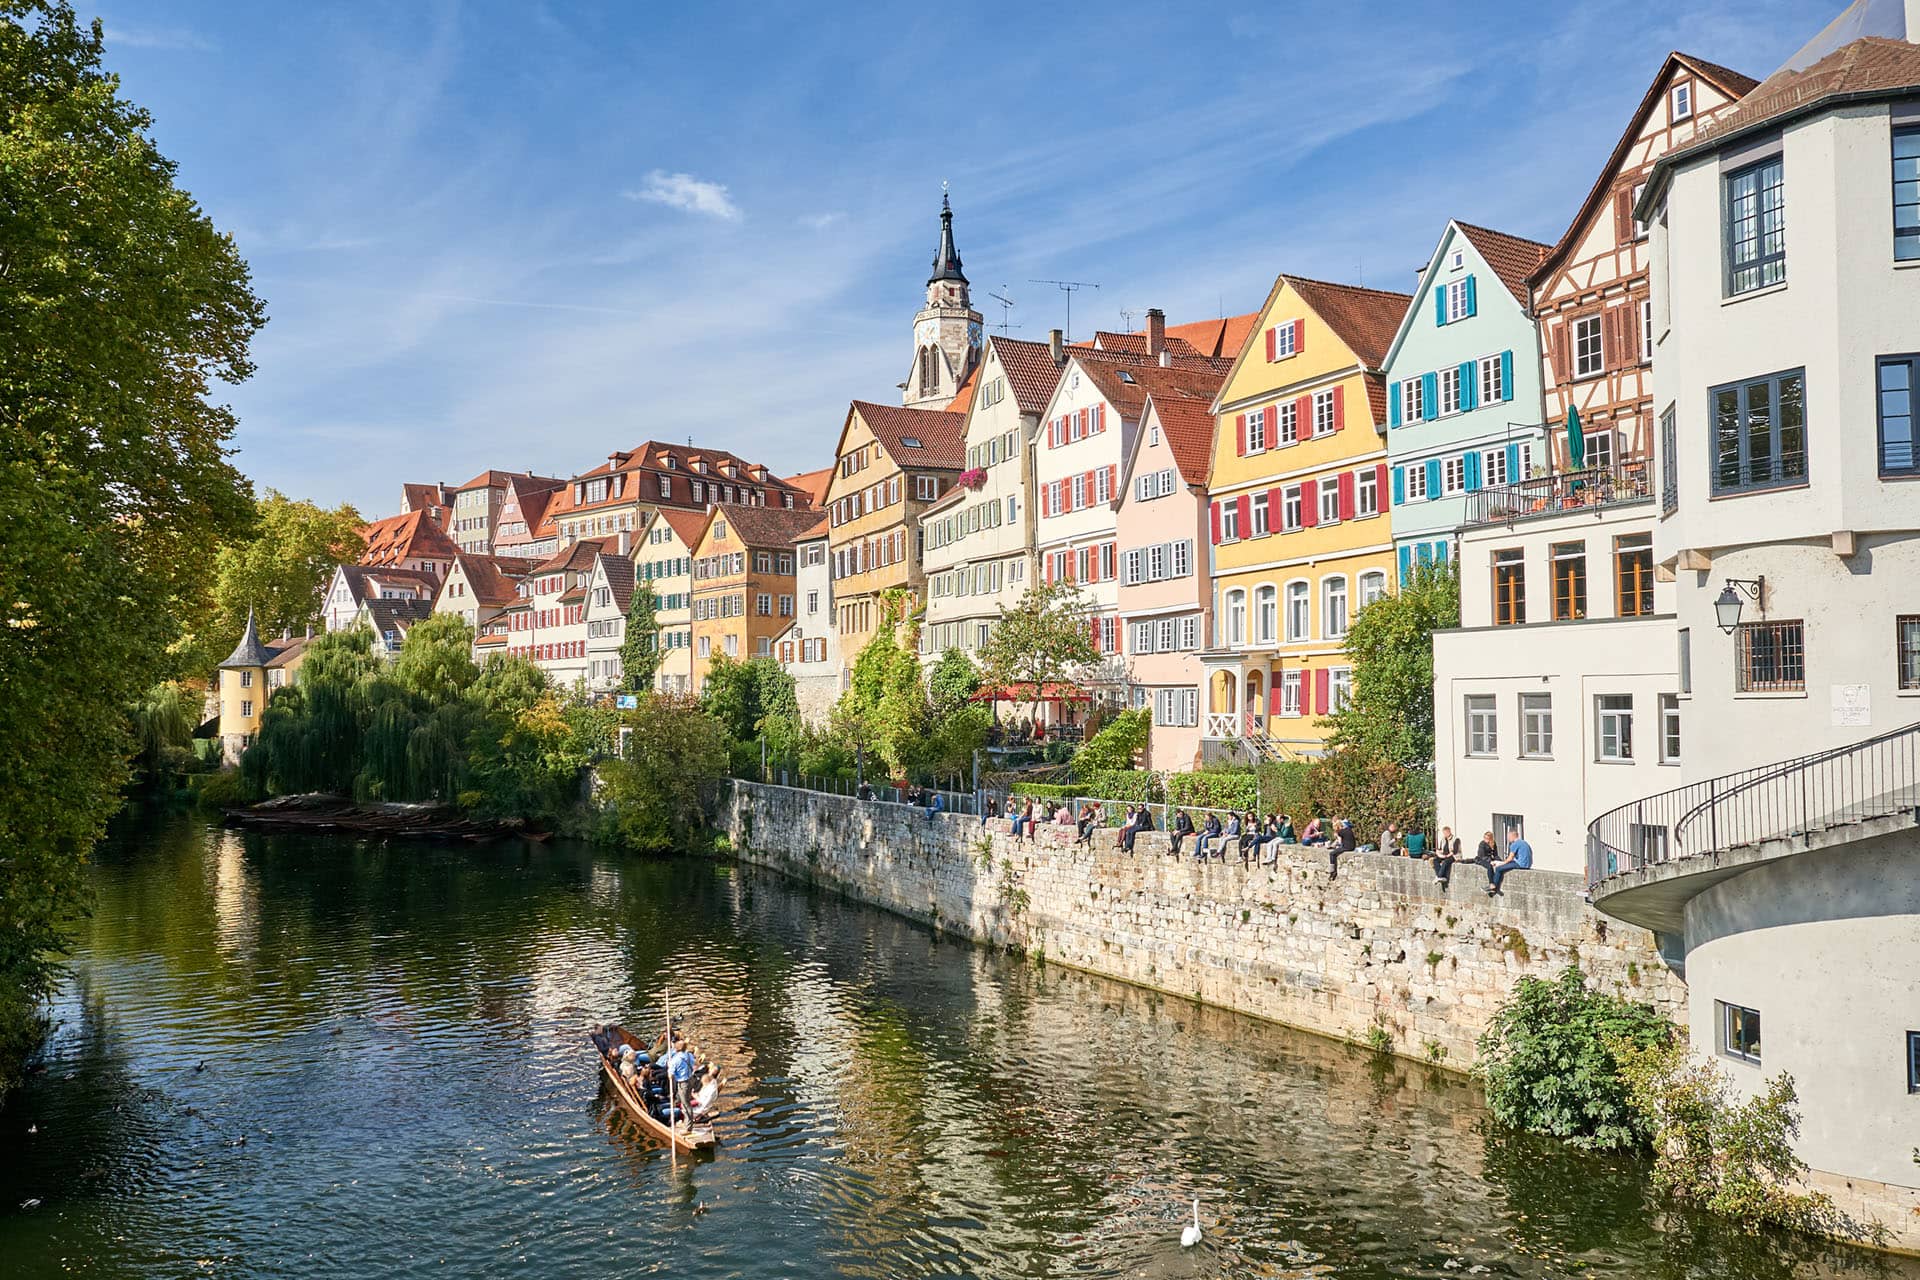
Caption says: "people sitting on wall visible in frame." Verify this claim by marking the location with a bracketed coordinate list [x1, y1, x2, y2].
[925, 790, 945, 823]
[983, 796, 999, 820]
[1196, 812, 1223, 860]
[1404, 827, 1428, 858]
[1486, 828, 1533, 895]
[1427, 825, 1462, 888]
[1237, 810, 1262, 862]
[1011, 799, 1035, 841]
[1337, 818, 1358, 854]
[1301, 815, 1326, 846]
[1169, 809, 1195, 856]
[1378, 822, 1400, 856]
[1052, 802, 1073, 828]
[857, 781, 874, 801]
[1276, 814, 1296, 844]
[1076, 802, 1100, 847]
[1119, 805, 1153, 854]
[1472, 830, 1499, 877]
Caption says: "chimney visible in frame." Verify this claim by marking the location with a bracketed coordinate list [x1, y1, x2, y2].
[1049, 327, 1065, 365]
[1144, 307, 1166, 356]
[1910, 0, 1920, 42]
[1158, 349, 1172, 368]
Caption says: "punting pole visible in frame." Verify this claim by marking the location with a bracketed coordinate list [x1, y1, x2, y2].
[666, 988, 677, 1167]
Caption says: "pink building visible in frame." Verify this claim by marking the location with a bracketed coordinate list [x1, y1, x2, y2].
[1115, 389, 1216, 771]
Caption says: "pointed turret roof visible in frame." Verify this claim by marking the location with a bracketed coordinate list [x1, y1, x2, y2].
[928, 192, 967, 285]
[221, 609, 273, 669]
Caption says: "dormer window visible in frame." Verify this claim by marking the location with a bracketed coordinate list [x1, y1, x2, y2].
[1117, 370, 1135, 384]
[901, 436, 924, 449]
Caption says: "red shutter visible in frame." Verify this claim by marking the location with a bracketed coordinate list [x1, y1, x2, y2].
[1108, 465, 1118, 497]
[1090, 616, 1101, 650]
[1267, 486, 1284, 530]
[1096, 404, 1106, 433]
[1292, 319, 1305, 355]
[1295, 394, 1312, 433]
[1269, 403, 1283, 444]
[1314, 669, 1331, 715]
[1338, 472, 1355, 520]
[1374, 462, 1389, 508]
[1235, 413, 1248, 456]
[1265, 327, 1277, 361]
[1210, 502, 1222, 545]
[1269, 682, 1284, 714]
[1551, 323, 1571, 384]
[1235, 494, 1251, 537]
[1083, 470, 1096, 508]
[1301, 479, 1318, 527]
[1080, 408, 1090, 438]
[1331, 386, 1346, 432]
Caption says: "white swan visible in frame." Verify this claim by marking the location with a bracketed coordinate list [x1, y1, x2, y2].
[1180, 1198, 1201, 1248]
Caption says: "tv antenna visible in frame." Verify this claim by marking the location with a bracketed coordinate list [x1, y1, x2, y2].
[987, 286, 1020, 335]
[1029, 278, 1100, 342]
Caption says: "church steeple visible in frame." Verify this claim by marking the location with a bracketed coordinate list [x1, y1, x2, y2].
[929, 192, 967, 287]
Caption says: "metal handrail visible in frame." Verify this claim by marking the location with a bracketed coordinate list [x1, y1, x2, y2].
[1464, 461, 1652, 528]
[1586, 719, 1920, 890]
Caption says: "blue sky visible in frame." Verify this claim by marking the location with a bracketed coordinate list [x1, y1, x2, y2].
[88, 1, 1833, 516]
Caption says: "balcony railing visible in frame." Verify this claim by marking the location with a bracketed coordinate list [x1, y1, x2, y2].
[1586, 719, 1920, 891]
[1465, 461, 1653, 529]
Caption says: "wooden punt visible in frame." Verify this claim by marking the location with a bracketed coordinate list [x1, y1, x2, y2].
[590, 1023, 717, 1153]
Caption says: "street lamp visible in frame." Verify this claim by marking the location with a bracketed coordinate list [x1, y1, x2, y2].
[1714, 576, 1765, 634]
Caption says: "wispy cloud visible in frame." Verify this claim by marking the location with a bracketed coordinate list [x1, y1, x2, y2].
[799, 211, 846, 230]
[102, 21, 214, 52]
[625, 170, 742, 222]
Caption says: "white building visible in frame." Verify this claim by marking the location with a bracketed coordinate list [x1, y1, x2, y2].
[321, 564, 439, 634]
[775, 519, 843, 724]
[583, 552, 636, 693]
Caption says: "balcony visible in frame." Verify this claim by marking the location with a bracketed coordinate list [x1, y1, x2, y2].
[1464, 461, 1652, 529]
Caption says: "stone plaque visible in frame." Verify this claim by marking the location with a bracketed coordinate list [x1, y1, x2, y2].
[1831, 684, 1871, 727]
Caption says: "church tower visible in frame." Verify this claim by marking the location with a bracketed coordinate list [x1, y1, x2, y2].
[902, 192, 984, 409]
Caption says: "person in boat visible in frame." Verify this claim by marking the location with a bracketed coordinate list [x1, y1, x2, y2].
[664, 1034, 698, 1121]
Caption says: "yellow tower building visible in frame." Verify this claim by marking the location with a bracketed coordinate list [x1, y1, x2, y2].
[217, 609, 271, 765]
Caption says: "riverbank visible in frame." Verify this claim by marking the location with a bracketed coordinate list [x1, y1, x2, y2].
[715, 781, 1685, 1070]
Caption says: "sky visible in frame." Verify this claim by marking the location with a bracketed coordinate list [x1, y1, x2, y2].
[83, 0, 1836, 517]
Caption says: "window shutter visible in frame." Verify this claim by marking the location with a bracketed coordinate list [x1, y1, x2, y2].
[1236, 413, 1247, 456]
[1314, 669, 1330, 715]
[1398, 544, 1413, 585]
[1601, 308, 1620, 369]
[1269, 683, 1284, 715]
[1268, 404, 1283, 445]
[1108, 465, 1118, 497]
[1210, 502, 1222, 545]
[1235, 494, 1251, 537]
[1506, 442, 1521, 480]
[1331, 385, 1345, 431]
[1552, 324, 1571, 384]
[1301, 479, 1318, 527]
[1426, 458, 1442, 495]
[1500, 350, 1514, 401]
[1460, 361, 1478, 411]
[1614, 187, 1634, 243]
[1375, 462, 1389, 506]
[1464, 274, 1477, 318]
[1623, 304, 1643, 365]
[1389, 382, 1402, 427]
[1434, 287, 1448, 326]
[1421, 373, 1439, 421]
[1464, 450, 1481, 491]
[1265, 327, 1277, 361]
[1292, 319, 1305, 354]
[1267, 486, 1284, 526]
[1095, 404, 1105, 433]
[1294, 393, 1312, 431]
[1392, 466, 1406, 506]
[1337, 472, 1355, 520]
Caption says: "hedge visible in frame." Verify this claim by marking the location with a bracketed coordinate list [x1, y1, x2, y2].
[1008, 782, 1077, 801]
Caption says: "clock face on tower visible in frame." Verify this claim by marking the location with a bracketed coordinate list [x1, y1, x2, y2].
[967, 321, 983, 349]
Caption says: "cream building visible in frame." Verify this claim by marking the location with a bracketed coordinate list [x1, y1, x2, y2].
[636, 508, 701, 694]
[775, 518, 843, 724]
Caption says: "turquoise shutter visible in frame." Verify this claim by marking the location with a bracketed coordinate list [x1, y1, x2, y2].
[1437, 540, 1450, 565]
[1499, 350, 1514, 401]
[1398, 544, 1413, 585]
[1464, 450, 1481, 490]
[1392, 466, 1406, 505]
[1421, 372, 1439, 420]
[1459, 361, 1478, 411]
[1425, 458, 1442, 495]
[1389, 383, 1402, 427]
[1417, 542, 1434, 567]
[1434, 287, 1447, 326]
[1506, 442, 1521, 479]
[1464, 274, 1477, 317]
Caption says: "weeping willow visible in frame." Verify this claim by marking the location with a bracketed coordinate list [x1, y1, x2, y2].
[128, 682, 197, 786]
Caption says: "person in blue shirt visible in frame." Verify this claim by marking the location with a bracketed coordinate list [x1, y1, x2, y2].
[663, 1033, 698, 1120]
[925, 790, 945, 822]
[1487, 828, 1533, 894]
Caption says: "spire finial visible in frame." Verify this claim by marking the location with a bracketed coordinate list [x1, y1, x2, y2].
[928, 186, 966, 287]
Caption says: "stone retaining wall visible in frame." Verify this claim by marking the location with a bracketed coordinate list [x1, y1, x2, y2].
[717, 782, 1686, 1067]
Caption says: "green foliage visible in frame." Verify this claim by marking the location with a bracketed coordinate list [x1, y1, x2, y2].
[926, 647, 982, 719]
[0, 0, 263, 1097]
[1074, 709, 1149, 775]
[1009, 783, 1077, 802]
[593, 693, 729, 853]
[1077, 769, 1160, 802]
[620, 584, 662, 691]
[1617, 1039, 1859, 1238]
[128, 681, 200, 788]
[977, 581, 1097, 718]
[1166, 769, 1259, 811]
[1365, 1024, 1393, 1055]
[1477, 967, 1675, 1151]
[1297, 746, 1434, 836]
[1325, 561, 1459, 766]
[701, 655, 800, 775]
[393, 613, 478, 710]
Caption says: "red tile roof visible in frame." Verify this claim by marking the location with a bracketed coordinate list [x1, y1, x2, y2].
[401, 482, 452, 514]
[1172, 313, 1261, 361]
[449, 553, 540, 608]
[1140, 389, 1219, 488]
[1282, 277, 1413, 370]
[648, 507, 710, 548]
[454, 469, 562, 494]
[706, 502, 827, 551]
[795, 513, 829, 542]
[943, 363, 981, 414]
[1086, 331, 1206, 358]
[849, 400, 969, 471]
[781, 466, 834, 508]
[561, 440, 807, 518]
[1689, 37, 1920, 148]
[598, 554, 636, 613]
[989, 335, 1068, 416]
[359, 509, 462, 567]
[532, 536, 618, 577]
[1452, 222, 1554, 306]
[1074, 354, 1232, 431]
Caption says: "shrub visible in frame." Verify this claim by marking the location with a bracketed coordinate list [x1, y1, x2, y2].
[1076, 769, 1160, 802]
[1477, 966, 1674, 1151]
[1165, 769, 1258, 812]
[193, 768, 261, 810]
[1009, 782, 1076, 801]
[1073, 709, 1150, 775]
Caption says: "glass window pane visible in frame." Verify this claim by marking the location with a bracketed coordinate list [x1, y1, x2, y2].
[1715, 387, 1742, 488]
[1746, 379, 1773, 484]
[1777, 373, 1805, 480]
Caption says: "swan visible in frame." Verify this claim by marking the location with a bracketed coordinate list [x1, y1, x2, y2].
[1180, 1198, 1201, 1248]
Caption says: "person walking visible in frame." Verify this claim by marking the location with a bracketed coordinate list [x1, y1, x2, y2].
[1487, 828, 1533, 895]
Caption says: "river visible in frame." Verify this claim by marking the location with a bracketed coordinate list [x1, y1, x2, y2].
[0, 813, 1910, 1279]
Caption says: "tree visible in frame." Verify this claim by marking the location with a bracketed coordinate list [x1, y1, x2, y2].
[595, 694, 730, 853]
[1075, 708, 1150, 775]
[927, 648, 982, 720]
[620, 584, 661, 691]
[1324, 561, 1459, 766]
[202, 491, 363, 663]
[701, 655, 799, 775]
[393, 613, 478, 711]
[978, 581, 1099, 726]
[0, 2, 264, 1097]
[128, 681, 198, 788]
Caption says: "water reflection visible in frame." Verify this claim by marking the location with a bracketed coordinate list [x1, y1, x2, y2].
[0, 812, 1912, 1280]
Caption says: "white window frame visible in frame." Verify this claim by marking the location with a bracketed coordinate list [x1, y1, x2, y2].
[1282, 485, 1303, 531]
[1246, 408, 1267, 453]
[1401, 378, 1423, 423]
[1281, 670, 1302, 716]
[1318, 484, 1340, 525]
[1483, 448, 1509, 487]
[1478, 354, 1504, 405]
[1641, 298, 1654, 361]
[1358, 570, 1387, 607]
[1255, 584, 1278, 644]
[1322, 575, 1349, 640]
[1405, 465, 1429, 501]
[1276, 401, 1299, 445]
[1442, 455, 1466, 495]
[1439, 365, 1462, 415]
[1224, 589, 1247, 647]
[1444, 278, 1470, 323]
[1573, 315, 1604, 379]
[1329, 667, 1353, 713]
[1272, 322, 1297, 359]
[1465, 694, 1498, 757]
[1356, 469, 1378, 517]
[1659, 692, 1682, 763]
[1671, 81, 1692, 123]
[1521, 693, 1553, 759]
[1285, 580, 1310, 642]
[1312, 390, 1336, 437]
[1251, 492, 1270, 537]
[1596, 694, 1634, 762]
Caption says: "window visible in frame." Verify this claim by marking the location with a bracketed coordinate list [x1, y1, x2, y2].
[1221, 500, 1240, 542]
[1725, 156, 1786, 294]
[1312, 391, 1336, 437]
[1586, 427, 1615, 470]
[1901, 616, 1920, 691]
[1439, 365, 1461, 415]
[1282, 486, 1303, 530]
[1551, 541, 1587, 620]
[1329, 667, 1352, 713]
[1273, 322, 1297, 359]
[1400, 378, 1424, 424]
[658, 475, 672, 498]
[1483, 447, 1509, 487]
[1444, 278, 1471, 323]
[1285, 581, 1310, 641]
[1492, 549, 1525, 626]
[1719, 1001, 1761, 1064]
[1909, 1031, 1920, 1094]
[240, 699, 253, 717]
[1615, 534, 1654, 617]
[1736, 620, 1805, 693]
[1659, 693, 1682, 763]
[1255, 585, 1277, 644]
[1251, 492, 1271, 537]
[1225, 589, 1247, 647]
[1573, 315, 1604, 378]
[1671, 81, 1692, 122]
[1323, 577, 1348, 639]
[1478, 354, 1505, 405]
[1465, 695, 1497, 757]
[1878, 355, 1919, 476]
[1319, 482, 1340, 525]
[1712, 369, 1806, 493]
[1358, 570, 1387, 607]
[1281, 670, 1302, 717]
[239, 669, 254, 688]
[1246, 408, 1268, 453]
[1275, 401, 1298, 445]
[1898, 126, 1920, 261]
[1356, 468, 1378, 517]
[1520, 693, 1553, 758]
[1641, 298, 1654, 361]
[1596, 694, 1634, 762]
[1442, 456, 1466, 495]
[1660, 405, 1679, 514]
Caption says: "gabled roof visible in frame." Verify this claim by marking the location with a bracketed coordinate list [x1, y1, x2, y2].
[848, 400, 968, 471]
[944, 363, 981, 414]
[1070, 354, 1232, 429]
[1139, 389, 1218, 488]
[362, 597, 433, 638]
[1453, 222, 1554, 305]
[1282, 276, 1413, 370]
[794, 513, 830, 542]
[1167, 313, 1262, 361]
[782, 466, 834, 508]
[264, 633, 312, 669]
[706, 502, 827, 550]
[449, 553, 540, 608]
[359, 508, 461, 567]
[455, 469, 562, 493]
[401, 482, 451, 514]
[597, 554, 636, 613]
[335, 563, 442, 599]
[1530, 51, 1759, 288]
[647, 506, 710, 548]
[988, 335, 1068, 416]
[1687, 36, 1920, 151]
[532, 536, 617, 577]
[1086, 331, 1206, 358]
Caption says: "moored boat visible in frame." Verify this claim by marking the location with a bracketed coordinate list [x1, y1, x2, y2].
[590, 1022, 718, 1152]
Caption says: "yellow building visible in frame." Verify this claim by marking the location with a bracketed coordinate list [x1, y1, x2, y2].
[216, 609, 311, 765]
[1201, 275, 1410, 761]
